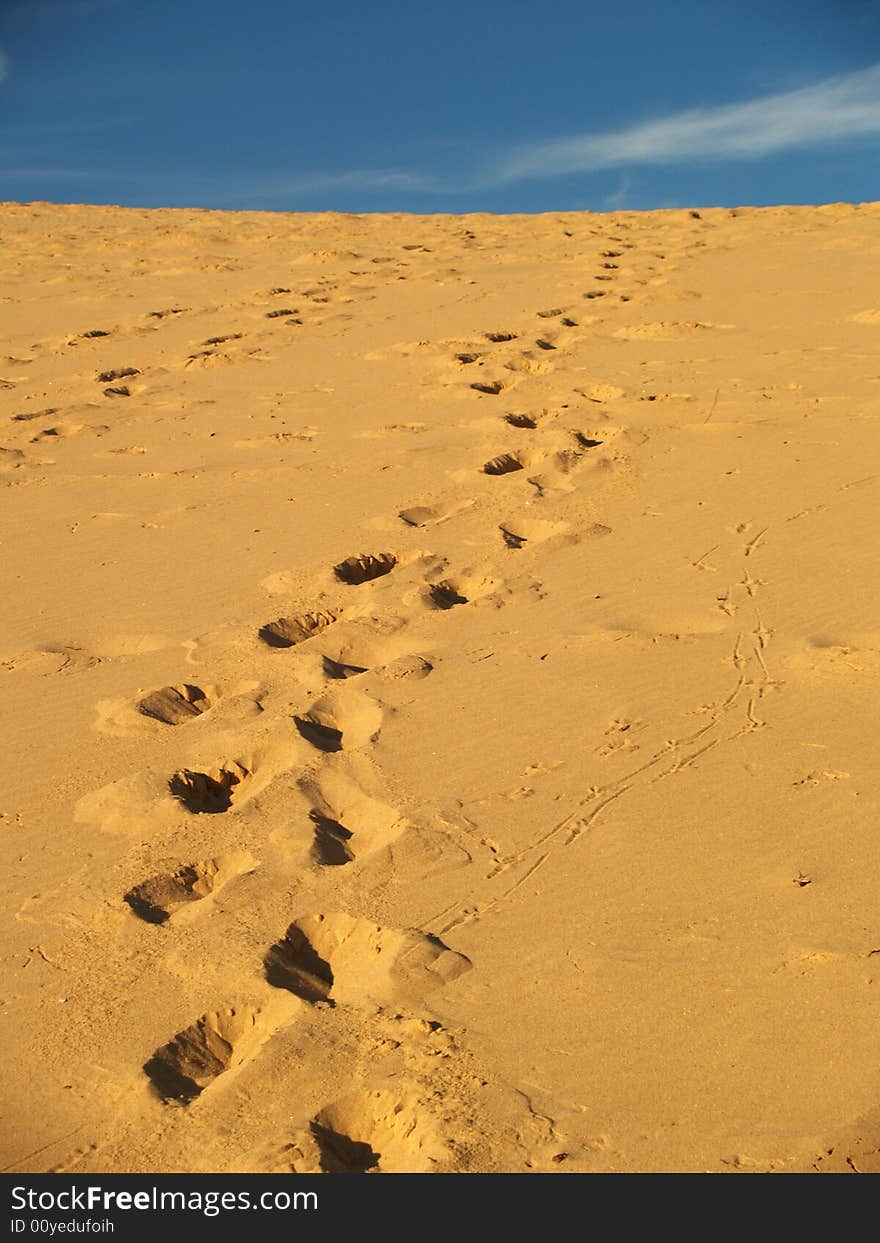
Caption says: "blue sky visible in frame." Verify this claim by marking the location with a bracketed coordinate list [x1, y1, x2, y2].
[1, 0, 879, 212]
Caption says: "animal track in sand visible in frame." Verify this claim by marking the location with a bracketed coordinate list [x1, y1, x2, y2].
[264, 913, 471, 1007]
[484, 330, 518, 343]
[138, 683, 210, 724]
[483, 450, 530, 475]
[536, 308, 564, 319]
[97, 367, 140, 383]
[265, 307, 299, 319]
[294, 1088, 451, 1173]
[144, 1006, 271, 1103]
[294, 689, 383, 753]
[103, 385, 131, 397]
[259, 610, 340, 648]
[470, 380, 505, 395]
[334, 553, 397, 585]
[124, 851, 257, 923]
[535, 338, 557, 351]
[504, 412, 540, 429]
[202, 333, 243, 346]
[399, 498, 474, 527]
[169, 762, 249, 814]
[82, 329, 111, 338]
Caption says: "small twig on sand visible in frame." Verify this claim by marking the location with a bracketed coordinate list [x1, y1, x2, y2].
[703, 387, 720, 423]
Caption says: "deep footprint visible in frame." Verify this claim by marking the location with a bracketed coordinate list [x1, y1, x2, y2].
[139, 684, 210, 725]
[259, 610, 339, 648]
[334, 553, 397, 585]
[144, 1006, 265, 1103]
[310, 811, 355, 866]
[169, 764, 247, 813]
[484, 452, 526, 475]
[124, 851, 256, 923]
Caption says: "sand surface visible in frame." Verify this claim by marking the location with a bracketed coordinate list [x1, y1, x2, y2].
[1, 200, 879, 1174]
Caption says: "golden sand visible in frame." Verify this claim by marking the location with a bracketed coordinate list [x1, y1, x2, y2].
[1, 200, 878, 1172]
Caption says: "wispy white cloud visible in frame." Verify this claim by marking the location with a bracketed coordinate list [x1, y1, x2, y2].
[252, 64, 880, 201]
[493, 64, 880, 184]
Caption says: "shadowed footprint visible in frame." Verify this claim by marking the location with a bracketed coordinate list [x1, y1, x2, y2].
[428, 581, 469, 610]
[97, 367, 140, 383]
[426, 573, 497, 610]
[470, 380, 504, 395]
[294, 690, 383, 753]
[259, 610, 339, 648]
[334, 553, 397, 585]
[484, 330, 518, 343]
[144, 1006, 268, 1103]
[169, 764, 247, 813]
[399, 498, 473, 527]
[265, 923, 335, 1002]
[124, 851, 257, 923]
[322, 655, 368, 679]
[295, 716, 343, 752]
[292, 1087, 452, 1173]
[139, 684, 210, 724]
[309, 1122, 380, 1173]
[310, 811, 355, 866]
[484, 451, 527, 475]
[264, 913, 470, 1007]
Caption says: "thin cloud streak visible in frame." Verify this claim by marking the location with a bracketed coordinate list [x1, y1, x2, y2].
[494, 64, 880, 183]
[255, 64, 880, 201]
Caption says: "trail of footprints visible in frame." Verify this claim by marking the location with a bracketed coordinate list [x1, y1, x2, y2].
[78, 235, 688, 1171]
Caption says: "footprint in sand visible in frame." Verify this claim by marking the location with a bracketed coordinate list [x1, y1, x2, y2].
[498, 517, 572, 550]
[294, 688, 383, 753]
[259, 609, 340, 649]
[425, 572, 498, 610]
[97, 367, 140, 383]
[144, 1004, 284, 1104]
[139, 683, 211, 724]
[124, 851, 257, 923]
[168, 762, 250, 814]
[483, 450, 531, 475]
[291, 1086, 453, 1173]
[398, 497, 474, 527]
[301, 771, 406, 866]
[334, 553, 397, 585]
[263, 912, 471, 1007]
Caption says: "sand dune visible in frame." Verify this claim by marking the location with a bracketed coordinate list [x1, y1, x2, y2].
[1, 199, 878, 1173]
